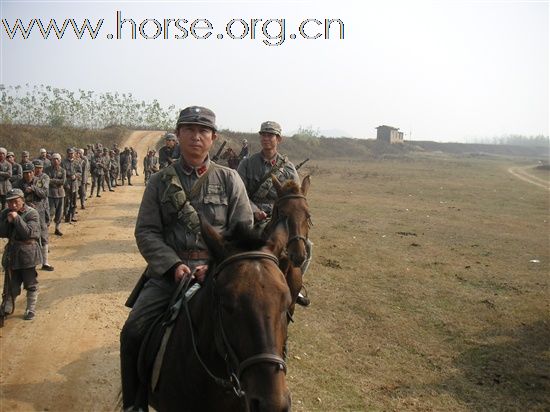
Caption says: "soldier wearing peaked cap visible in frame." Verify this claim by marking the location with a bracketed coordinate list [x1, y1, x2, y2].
[14, 161, 53, 271]
[120, 105, 253, 410]
[61, 147, 82, 223]
[6, 152, 22, 187]
[45, 153, 66, 236]
[237, 121, 313, 307]
[158, 132, 180, 169]
[0, 188, 42, 322]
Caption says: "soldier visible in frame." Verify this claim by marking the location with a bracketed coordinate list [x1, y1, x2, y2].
[143, 149, 159, 184]
[89, 148, 105, 197]
[239, 138, 249, 160]
[130, 147, 139, 176]
[45, 153, 66, 236]
[109, 150, 119, 188]
[76, 149, 89, 209]
[120, 106, 253, 410]
[119, 147, 132, 186]
[0, 188, 42, 321]
[15, 162, 53, 271]
[237, 121, 311, 306]
[7, 152, 22, 186]
[101, 149, 115, 192]
[237, 121, 299, 221]
[35, 148, 52, 169]
[61, 148, 82, 223]
[158, 133, 180, 169]
[20, 151, 30, 166]
[112, 144, 121, 187]
[0, 148, 13, 210]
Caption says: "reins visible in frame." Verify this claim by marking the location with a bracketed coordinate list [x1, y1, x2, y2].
[183, 251, 287, 398]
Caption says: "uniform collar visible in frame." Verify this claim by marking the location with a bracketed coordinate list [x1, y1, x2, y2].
[180, 156, 210, 177]
[262, 152, 280, 167]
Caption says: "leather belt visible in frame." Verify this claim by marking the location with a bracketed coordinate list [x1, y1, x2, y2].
[179, 250, 209, 260]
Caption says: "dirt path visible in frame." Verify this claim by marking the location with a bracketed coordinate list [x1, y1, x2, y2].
[0, 130, 163, 411]
[508, 165, 550, 191]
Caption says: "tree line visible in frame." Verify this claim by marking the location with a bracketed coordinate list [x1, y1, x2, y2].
[0, 84, 176, 130]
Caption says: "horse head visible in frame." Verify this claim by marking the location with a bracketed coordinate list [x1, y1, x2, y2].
[200, 218, 292, 412]
[269, 175, 312, 268]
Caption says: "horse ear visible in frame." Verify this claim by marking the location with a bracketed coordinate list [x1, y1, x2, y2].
[199, 215, 224, 260]
[266, 218, 288, 258]
[301, 175, 311, 196]
[271, 174, 284, 197]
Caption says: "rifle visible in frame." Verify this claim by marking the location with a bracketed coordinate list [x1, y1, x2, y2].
[295, 158, 310, 170]
[211, 141, 227, 162]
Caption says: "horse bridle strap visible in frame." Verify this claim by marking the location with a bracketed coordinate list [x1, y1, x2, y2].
[213, 251, 279, 277]
[237, 353, 287, 379]
[275, 194, 306, 206]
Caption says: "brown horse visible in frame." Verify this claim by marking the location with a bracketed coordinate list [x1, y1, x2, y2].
[148, 219, 292, 412]
[264, 175, 312, 314]
[221, 147, 240, 169]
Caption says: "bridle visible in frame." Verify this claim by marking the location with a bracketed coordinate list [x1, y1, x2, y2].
[184, 251, 288, 398]
[273, 194, 311, 250]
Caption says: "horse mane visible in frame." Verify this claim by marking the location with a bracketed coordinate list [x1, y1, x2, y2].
[281, 180, 301, 195]
[224, 222, 267, 252]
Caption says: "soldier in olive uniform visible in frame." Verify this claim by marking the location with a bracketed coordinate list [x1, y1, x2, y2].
[20, 151, 30, 167]
[120, 106, 253, 411]
[76, 149, 89, 209]
[0, 188, 42, 321]
[45, 153, 66, 236]
[237, 121, 312, 306]
[35, 148, 51, 170]
[0, 148, 13, 210]
[7, 152, 22, 186]
[90, 149, 105, 197]
[119, 147, 132, 186]
[61, 148, 82, 223]
[109, 150, 120, 188]
[143, 149, 159, 184]
[15, 162, 53, 271]
[158, 133, 180, 169]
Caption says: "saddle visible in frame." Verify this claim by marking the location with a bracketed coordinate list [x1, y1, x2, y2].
[137, 279, 201, 392]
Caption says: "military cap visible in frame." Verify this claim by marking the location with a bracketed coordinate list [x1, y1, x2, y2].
[164, 133, 177, 141]
[22, 151, 30, 156]
[40, 148, 47, 154]
[5, 188, 24, 200]
[0, 148, 6, 155]
[22, 162, 34, 173]
[51, 153, 62, 160]
[32, 159, 44, 168]
[259, 121, 282, 136]
[242, 139, 248, 144]
[67, 147, 75, 154]
[6, 151, 14, 157]
[176, 106, 217, 131]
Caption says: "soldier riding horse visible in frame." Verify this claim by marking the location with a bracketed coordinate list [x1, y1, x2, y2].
[140, 219, 292, 412]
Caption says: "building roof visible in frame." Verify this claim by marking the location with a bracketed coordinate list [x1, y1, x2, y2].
[376, 125, 399, 130]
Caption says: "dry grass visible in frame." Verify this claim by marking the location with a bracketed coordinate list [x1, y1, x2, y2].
[288, 154, 549, 411]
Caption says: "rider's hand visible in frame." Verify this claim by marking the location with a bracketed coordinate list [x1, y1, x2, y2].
[254, 211, 268, 221]
[174, 263, 192, 282]
[194, 265, 209, 283]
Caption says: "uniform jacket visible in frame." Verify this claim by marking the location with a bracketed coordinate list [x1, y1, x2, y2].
[9, 162, 22, 185]
[0, 205, 42, 270]
[15, 174, 50, 222]
[135, 158, 253, 279]
[45, 166, 66, 198]
[61, 158, 82, 192]
[0, 160, 12, 195]
[237, 152, 299, 214]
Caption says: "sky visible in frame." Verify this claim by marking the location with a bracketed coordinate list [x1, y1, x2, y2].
[0, 0, 548, 142]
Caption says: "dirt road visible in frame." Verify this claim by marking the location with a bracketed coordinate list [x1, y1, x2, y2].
[508, 165, 550, 191]
[0, 131, 163, 411]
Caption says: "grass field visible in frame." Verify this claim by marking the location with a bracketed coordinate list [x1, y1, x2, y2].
[287, 154, 549, 411]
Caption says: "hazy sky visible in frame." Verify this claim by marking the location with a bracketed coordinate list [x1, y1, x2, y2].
[0, 0, 548, 141]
